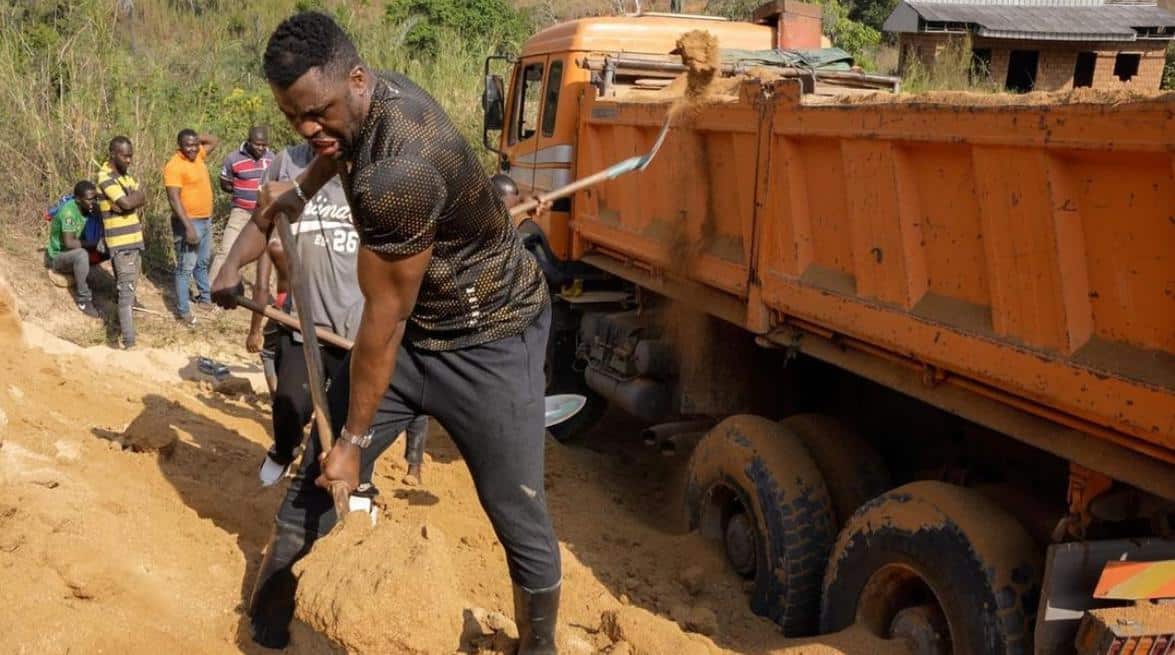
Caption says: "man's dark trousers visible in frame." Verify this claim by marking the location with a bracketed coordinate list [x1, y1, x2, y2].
[270, 304, 560, 586]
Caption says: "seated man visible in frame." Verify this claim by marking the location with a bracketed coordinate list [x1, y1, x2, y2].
[46, 181, 103, 319]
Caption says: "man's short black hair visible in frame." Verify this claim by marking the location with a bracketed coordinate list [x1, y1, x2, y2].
[491, 174, 518, 198]
[109, 135, 131, 153]
[264, 12, 360, 89]
[73, 180, 96, 198]
[248, 125, 268, 140]
[177, 128, 198, 144]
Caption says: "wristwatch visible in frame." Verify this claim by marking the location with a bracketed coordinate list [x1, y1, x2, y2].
[340, 425, 374, 448]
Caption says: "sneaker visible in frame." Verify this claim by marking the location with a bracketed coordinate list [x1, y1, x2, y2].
[194, 301, 218, 314]
[258, 446, 295, 487]
[258, 454, 291, 487]
[77, 302, 102, 319]
[177, 313, 196, 328]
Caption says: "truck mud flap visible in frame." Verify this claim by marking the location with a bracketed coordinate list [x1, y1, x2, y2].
[1036, 540, 1175, 655]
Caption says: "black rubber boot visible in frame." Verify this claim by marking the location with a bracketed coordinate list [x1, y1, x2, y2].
[249, 522, 313, 649]
[513, 583, 560, 655]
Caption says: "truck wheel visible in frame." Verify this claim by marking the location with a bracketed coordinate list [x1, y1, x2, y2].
[821, 481, 1042, 655]
[685, 415, 835, 636]
[781, 414, 890, 526]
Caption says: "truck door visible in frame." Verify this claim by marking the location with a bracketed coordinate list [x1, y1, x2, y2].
[530, 56, 574, 258]
[530, 57, 571, 200]
[504, 56, 546, 196]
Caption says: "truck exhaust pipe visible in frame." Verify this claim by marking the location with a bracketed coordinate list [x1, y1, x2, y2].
[641, 420, 714, 446]
[584, 366, 671, 423]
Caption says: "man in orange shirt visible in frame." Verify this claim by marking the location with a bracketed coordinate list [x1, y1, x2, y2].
[164, 128, 219, 325]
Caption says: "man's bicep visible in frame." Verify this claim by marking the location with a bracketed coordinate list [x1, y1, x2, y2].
[356, 246, 432, 325]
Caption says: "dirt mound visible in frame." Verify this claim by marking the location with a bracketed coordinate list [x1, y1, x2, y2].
[0, 252, 902, 655]
[293, 503, 735, 655]
[837, 87, 1174, 106]
[295, 513, 466, 654]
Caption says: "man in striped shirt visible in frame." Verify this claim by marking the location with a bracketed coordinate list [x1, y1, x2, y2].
[212, 126, 273, 282]
[97, 136, 147, 349]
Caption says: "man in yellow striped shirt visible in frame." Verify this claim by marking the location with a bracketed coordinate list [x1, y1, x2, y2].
[97, 136, 147, 349]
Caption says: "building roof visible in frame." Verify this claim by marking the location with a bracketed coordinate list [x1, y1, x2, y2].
[883, 0, 1175, 41]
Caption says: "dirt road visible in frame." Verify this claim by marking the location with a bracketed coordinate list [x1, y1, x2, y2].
[0, 273, 902, 654]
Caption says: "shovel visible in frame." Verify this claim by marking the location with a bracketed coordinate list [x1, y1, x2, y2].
[508, 116, 671, 219]
[270, 212, 351, 519]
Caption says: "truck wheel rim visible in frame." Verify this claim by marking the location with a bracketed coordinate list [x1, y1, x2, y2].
[724, 511, 757, 578]
[857, 563, 954, 654]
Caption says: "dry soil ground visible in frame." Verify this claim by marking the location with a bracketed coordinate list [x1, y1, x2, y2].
[0, 257, 905, 655]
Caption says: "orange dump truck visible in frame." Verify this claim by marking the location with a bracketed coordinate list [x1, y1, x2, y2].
[482, 4, 1175, 653]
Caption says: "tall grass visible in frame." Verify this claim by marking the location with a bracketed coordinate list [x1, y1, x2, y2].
[0, 0, 510, 274]
[900, 35, 1000, 93]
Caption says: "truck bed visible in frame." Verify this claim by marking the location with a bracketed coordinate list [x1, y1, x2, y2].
[567, 79, 1174, 464]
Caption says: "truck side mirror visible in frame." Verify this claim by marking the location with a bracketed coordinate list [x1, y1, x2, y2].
[483, 74, 505, 132]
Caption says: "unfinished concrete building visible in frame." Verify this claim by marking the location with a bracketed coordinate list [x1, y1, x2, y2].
[883, 0, 1175, 91]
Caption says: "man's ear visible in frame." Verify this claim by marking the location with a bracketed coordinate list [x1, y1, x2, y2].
[349, 65, 368, 96]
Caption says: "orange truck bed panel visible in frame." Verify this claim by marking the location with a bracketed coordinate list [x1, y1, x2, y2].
[569, 81, 1174, 462]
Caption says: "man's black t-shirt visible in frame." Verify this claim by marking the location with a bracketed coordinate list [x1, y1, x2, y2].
[342, 72, 547, 351]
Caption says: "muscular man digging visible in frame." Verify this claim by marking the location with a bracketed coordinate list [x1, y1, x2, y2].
[211, 12, 560, 653]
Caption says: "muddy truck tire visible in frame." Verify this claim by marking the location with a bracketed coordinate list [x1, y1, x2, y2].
[685, 415, 835, 636]
[781, 414, 891, 527]
[821, 481, 1042, 655]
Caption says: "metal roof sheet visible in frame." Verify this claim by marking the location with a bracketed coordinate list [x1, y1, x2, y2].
[886, 1, 1175, 40]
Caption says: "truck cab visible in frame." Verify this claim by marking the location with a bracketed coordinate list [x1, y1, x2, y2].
[483, 8, 811, 259]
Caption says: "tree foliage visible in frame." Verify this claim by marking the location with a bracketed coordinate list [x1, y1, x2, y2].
[384, 0, 531, 55]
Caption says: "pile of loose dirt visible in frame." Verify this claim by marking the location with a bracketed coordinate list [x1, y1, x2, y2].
[295, 514, 466, 654]
[1, 256, 910, 655]
[836, 87, 1174, 106]
[667, 30, 723, 123]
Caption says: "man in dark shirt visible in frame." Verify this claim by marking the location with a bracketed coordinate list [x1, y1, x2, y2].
[211, 12, 560, 653]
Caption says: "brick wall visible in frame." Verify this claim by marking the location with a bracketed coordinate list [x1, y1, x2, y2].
[1089, 45, 1168, 89]
[899, 33, 1171, 91]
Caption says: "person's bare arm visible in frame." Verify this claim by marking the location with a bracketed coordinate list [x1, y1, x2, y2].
[115, 188, 147, 211]
[219, 176, 234, 194]
[211, 216, 270, 306]
[199, 133, 220, 154]
[62, 231, 84, 251]
[257, 156, 339, 231]
[245, 252, 272, 352]
[316, 246, 431, 492]
[166, 186, 198, 244]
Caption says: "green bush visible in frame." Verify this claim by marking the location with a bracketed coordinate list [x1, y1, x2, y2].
[0, 0, 511, 273]
[384, 0, 530, 56]
[1163, 43, 1174, 90]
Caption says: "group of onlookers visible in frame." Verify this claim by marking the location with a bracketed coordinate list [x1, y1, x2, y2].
[43, 126, 274, 348]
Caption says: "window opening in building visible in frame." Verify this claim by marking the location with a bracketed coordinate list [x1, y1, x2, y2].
[1113, 53, 1140, 81]
[1005, 50, 1039, 92]
[1073, 52, 1096, 88]
[971, 48, 993, 82]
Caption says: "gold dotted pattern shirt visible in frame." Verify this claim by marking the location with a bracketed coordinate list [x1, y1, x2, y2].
[344, 72, 548, 351]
